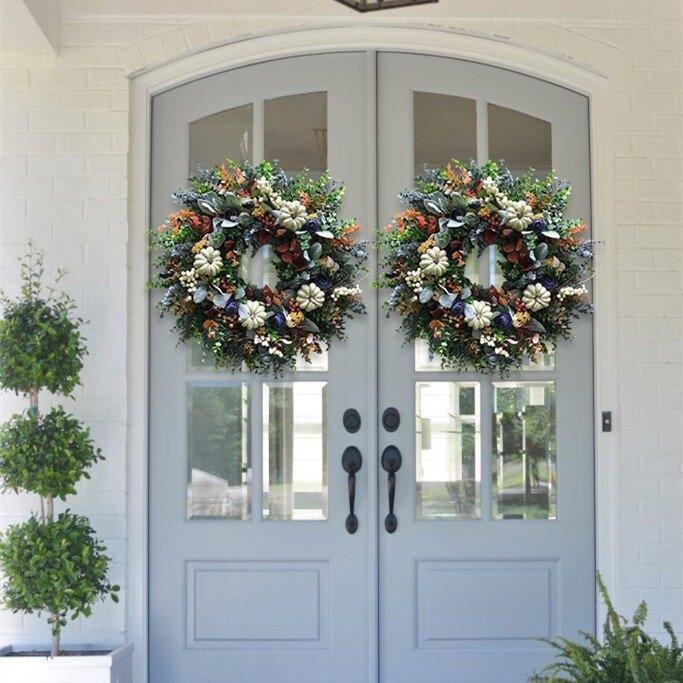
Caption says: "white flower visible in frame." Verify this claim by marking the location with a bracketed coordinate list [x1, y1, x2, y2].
[522, 283, 551, 311]
[557, 285, 588, 302]
[502, 199, 534, 231]
[278, 200, 308, 230]
[239, 300, 267, 330]
[481, 176, 505, 204]
[419, 246, 449, 277]
[465, 300, 494, 330]
[404, 268, 424, 293]
[330, 285, 361, 302]
[296, 283, 325, 311]
[255, 177, 276, 198]
[179, 268, 197, 292]
[194, 246, 223, 277]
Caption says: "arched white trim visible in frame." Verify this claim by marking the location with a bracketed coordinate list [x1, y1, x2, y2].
[128, 26, 618, 683]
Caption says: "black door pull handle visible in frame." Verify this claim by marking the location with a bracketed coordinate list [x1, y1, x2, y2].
[381, 445, 402, 533]
[342, 446, 362, 534]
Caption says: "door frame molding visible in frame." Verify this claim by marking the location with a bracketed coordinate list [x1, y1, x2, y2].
[129, 25, 617, 683]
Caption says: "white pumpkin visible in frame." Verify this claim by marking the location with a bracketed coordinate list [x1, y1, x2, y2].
[419, 246, 449, 277]
[465, 300, 494, 330]
[279, 200, 308, 230]
[296, 283, 325, 312]
[239, 300, 267, 330]
[193, 246, 223, 277]
[502, 199, 534, 231]
[522, 283, 551, 311]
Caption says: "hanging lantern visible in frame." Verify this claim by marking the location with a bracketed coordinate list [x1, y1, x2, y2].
[333, 0, 439, 11]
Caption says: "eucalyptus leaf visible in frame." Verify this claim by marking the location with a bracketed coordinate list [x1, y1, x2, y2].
[423, 200, 444, 215]
[197, 196, 219, 215]
[527, 318, 547, 333]
[301, 318, 320, 333]
[419, 286, 433, 304]
[308, 242, 323, 260]
[222, 192, 242, 209]
[212, 293, 230, 309]
[316, 230, 334, 239]
[193, 286, 207, 304]
[542, 230, 561, 239]
[438, 292, 457, 308]
[451, 192, 467, 209]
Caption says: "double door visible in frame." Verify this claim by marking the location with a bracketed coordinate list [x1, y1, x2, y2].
[149, 51, 594, 683]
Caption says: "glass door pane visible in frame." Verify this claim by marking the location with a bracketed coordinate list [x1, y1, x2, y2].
[262, 382, 328, 521]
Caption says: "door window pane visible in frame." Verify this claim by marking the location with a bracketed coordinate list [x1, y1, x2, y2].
[263, 382, 328, 520]
[264, 92, 329, 371]
[414, 92, 476, 174]
[416, 382, 481, 520]
[487, 104, 551, 178]
[413, 93, 476, 370]
[488, 104, 552, 288]
[187, 384, 251, 519]
[189, 103, 252, 172]
[415, 339, 444, 371]
[265, 92, 327, 176]
[492, 382, 556, 520]
[523, 346, 555, 371]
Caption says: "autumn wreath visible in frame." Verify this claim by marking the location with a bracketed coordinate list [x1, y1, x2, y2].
[151, 161, 366, 373]
[378, 160, 594, 373]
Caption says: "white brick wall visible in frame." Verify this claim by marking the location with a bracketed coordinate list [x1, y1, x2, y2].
[1, 3, 681, 650]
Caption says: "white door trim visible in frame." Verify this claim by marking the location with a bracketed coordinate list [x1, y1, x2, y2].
[128, 25, 617, 683]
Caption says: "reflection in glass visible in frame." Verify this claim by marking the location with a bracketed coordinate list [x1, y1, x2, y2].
[488, 104, 552, 179]
[416, 382, 481, 519]
[295, 351, 328, 372]
[523, 347, 555, 371]
[414, 92, 476, 174]
[189, 104, 253, 173]
[263, 382, 328, 520]
[186, 384, 251, 519]
[492, 382, 556, 520]
[186, 340, 212, 372]
[265, 92, 327, 176]
[415, 339, 444, 371]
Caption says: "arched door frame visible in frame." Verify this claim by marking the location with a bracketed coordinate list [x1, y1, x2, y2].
[128, 25, 617, 683]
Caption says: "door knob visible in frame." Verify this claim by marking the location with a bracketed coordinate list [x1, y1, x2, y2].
[342, 446, 362, 534]
[381, 445, 402, 533]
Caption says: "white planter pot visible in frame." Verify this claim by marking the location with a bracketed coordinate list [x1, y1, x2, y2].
[0, 643, 133, 683]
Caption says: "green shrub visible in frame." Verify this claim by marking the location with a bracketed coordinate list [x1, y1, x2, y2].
[0, 406, 103, 499]
[0, 513, 119, 636]
[541, 573, 683, 682]
[0, 247, 86, 397]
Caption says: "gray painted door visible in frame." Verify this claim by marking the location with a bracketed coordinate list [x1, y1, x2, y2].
[149, 51, 595, 683]
[377, 53, 594, 682]
[149, 53, 377, 683]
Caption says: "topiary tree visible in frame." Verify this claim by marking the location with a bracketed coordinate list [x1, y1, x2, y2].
[0, 245, 119, 657]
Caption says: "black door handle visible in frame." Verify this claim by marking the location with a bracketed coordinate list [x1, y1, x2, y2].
[342, 446, 362, 534]
[381, 445, 402, 533]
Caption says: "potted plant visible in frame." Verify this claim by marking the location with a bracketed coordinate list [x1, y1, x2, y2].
[534, 573, 682, 682]
[0, 246, 133, 682]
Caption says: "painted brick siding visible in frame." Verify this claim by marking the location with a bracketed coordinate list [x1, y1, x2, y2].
[1, 9, 681, 648]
